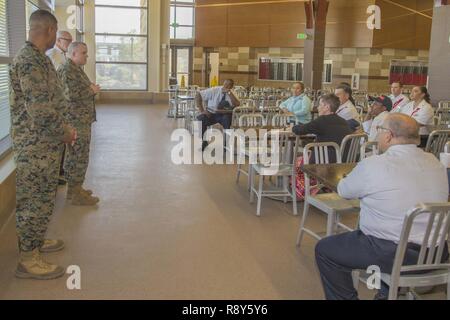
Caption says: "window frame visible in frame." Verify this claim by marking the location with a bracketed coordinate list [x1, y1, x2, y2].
[94, 2, 149, 91]
[170, 0, 195, 40]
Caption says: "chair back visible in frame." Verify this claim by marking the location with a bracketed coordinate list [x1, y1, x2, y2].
[260, 131, 300, 167]
[261, 107, 281, 125]
[303, 142, 341, 197]
[355, 105, 364, 120]
[445, 141, 450, 154]
[436, 106, 450, 125]
[340, 133, 368, 163]
[360, 141, 378, 160]
[232, 107, 253, 127]
[388, 203, 450, 300]
[271, 114, 292, 127]
[425, 130, 450, 158]
[238, 113, 265, 127]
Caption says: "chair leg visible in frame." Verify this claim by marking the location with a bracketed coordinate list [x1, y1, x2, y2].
[247, 163, 252, 191]
[326, 212, 336, 237]
[296, 201, 310, 246]
[249, 167, 255, 203]
[291, 175, 298, 216]
[256, 175, 264, 216]
[283, 177, 288, 203]
[236, 164, 241, 184]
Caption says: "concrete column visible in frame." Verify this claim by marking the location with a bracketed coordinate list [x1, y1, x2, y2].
[303, 0, 329, 90]
[83, 0, 96, 83]
[427, 5, 450, 104]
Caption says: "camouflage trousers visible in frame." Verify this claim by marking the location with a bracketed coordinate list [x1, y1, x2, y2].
[64, 125, 92, 189]
[15, 141, 63, 252]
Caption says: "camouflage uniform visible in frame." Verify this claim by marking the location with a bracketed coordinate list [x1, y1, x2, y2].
[57, 59, 96, 189]
[9, 42, 68, 252]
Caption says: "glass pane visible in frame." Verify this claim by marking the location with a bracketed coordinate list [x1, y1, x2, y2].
[95, 7, 147, 34]
[168, 48, 172, 77]
[96, 63, 147, 90]
[96, 35, 147, 63]
[170, 5, 175, 24]
[0, 0, 8, 56]
[170, 26, 175, 39]
[176, 48, 189, 73]
[175, 26, 193, 39]
[175, 7, 193, 25]
[95, 0, 147, 7]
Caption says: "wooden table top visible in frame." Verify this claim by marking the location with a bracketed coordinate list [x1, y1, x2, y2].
[301, 163, 357, 192]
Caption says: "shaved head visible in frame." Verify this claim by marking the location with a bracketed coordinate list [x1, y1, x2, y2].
[29, 9, 57, 32]
[28, 10, 58, 51]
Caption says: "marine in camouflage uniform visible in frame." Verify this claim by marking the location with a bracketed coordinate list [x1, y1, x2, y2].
[58, 43, 99, 205]
[10, 41, 69, 254]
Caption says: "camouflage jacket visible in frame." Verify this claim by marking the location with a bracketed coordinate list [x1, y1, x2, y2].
[58, 58, 96, 126]
[9, 41, 68, 149]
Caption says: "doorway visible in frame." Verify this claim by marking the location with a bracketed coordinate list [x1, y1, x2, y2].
[169, 46, 193, 87]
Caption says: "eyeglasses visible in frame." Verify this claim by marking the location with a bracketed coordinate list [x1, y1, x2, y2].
[376, 125, 393, 136]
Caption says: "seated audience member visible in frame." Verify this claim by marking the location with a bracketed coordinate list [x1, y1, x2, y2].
[292, 93, 353, 147]
[196, 79, 240, 150]
[401, 86, 434, 126]
[291, 94, 353, 199]
[315, 113, 449, 300]
[334, 84, 360, 122]
[362, 95, 392, 141]
[279, 82, 312, 124]
[389, 81, 410, 113]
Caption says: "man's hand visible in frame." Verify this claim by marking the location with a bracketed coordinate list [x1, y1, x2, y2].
[62, 125, 77, 144]
[202, 109, 212, 117]
[90, 83, 101, 94]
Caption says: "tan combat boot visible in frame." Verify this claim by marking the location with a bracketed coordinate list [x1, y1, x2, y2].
[67, 185, 93, 200]
[39, 239, 65, 253]
[71, 185, 100, 206]
[15, 248, 65, 280]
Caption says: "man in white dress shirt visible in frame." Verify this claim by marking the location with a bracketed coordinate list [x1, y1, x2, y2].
[335, 84, 360, 122]
[46, 30, 72, 70]
[389, 81, 409, 113]
[315, 113, 449, 300]
[362, 95, 392, 141]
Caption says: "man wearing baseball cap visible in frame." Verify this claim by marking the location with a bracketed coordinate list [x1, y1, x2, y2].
[362, 95, 393, 141]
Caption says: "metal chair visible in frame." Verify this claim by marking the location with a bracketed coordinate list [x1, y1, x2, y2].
[271, 114, 292, 127]
[425, 130, 450, 158]
[435, 106, 450, 125]
[360, 141, 379, 160]
[238, 113, 266, 127]
[261, 107, 281, 125]
[445, 141, 450, 154]
[296, 142, 360, 247]
[231, 106, 253, 127]
[355, 105, 365, 121]
[249, 132, 300, 216]
[354, 203, 450, 300]
[340, 133, 368, 163]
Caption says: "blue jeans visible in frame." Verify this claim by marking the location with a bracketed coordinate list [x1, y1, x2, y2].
[315, 230, 449, 300]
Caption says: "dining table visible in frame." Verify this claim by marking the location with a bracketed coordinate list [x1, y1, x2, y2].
[301, 163, 357, 193]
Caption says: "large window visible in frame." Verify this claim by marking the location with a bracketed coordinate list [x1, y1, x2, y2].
[0, 0, 11, 157]
[95, 0, 148, 90]
[170, 0, 194, 40]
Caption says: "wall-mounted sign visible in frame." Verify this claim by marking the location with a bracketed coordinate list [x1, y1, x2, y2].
[296, 33, 307, 40]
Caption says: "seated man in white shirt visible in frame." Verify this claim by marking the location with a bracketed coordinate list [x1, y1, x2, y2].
[196, 79, 241, 150]
[315, 113, 449, 300]
[334, 84, 360, 122]
[389, 81, 409, 113]
[46, 30, 72, 70]
[362, 95, 392, 141]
